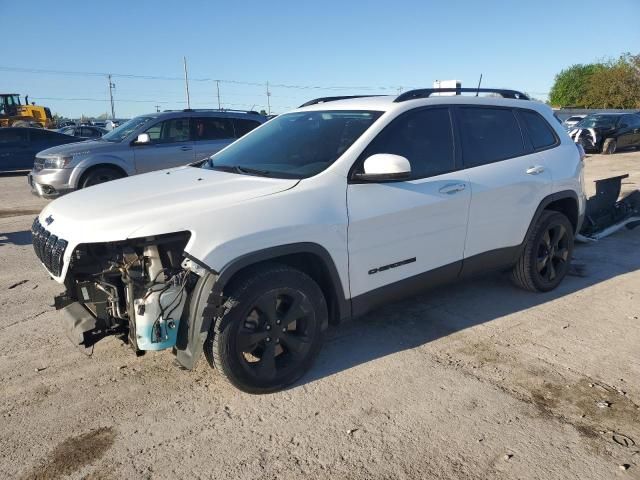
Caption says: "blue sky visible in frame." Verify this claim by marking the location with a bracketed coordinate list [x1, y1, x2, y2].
[1, 0, 639, 118]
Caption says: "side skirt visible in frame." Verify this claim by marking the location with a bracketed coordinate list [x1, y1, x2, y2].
[349, 245, 522, 318]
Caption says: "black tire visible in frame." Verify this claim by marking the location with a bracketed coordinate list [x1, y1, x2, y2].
[204, 264, 327, 394]
[511, 210, 574, 292]
[81, 166, 124, 188]
[602, 138, 617, 155]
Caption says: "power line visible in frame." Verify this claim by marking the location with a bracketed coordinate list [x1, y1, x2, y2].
[33, 95, 294, 110]
[0, 65, 403, 92]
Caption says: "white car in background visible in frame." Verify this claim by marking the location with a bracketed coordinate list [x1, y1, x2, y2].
[32, 88, 585, 393]
[562, 114, 587, 130]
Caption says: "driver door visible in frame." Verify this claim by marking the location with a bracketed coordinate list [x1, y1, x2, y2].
[347, 107, 470, 301]
[133, 117, 195, 173]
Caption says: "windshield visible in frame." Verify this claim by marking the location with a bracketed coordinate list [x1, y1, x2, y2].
[202, 110, 382, 178]
[576, 115, 620, 129]
[102, 115, 155, 142]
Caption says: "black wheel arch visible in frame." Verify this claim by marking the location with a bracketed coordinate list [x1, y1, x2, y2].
[523, 190, 581, 248]
[175, 243, 349, 370]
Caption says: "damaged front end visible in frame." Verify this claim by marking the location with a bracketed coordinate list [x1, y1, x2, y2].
[568, 127, 601, 151]
[52, 232, 199, 354]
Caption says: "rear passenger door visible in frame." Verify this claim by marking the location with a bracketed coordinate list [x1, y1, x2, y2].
[133, 117, 195, 173]
[347, 107, 471, 299]
[191, 117, 236, 160]
[456, 106, 552, 259]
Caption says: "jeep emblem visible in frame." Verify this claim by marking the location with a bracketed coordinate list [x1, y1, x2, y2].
[45, 215, 54, 226]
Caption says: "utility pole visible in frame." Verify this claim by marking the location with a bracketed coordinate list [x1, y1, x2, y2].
[155, 105, 160, 113]
[216, 80, 221, 110]
[107, 74, 116, 119]
[266, 81, 271, 115]
[183, 56, 191, 109]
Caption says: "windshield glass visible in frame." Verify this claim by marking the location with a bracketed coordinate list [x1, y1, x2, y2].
[102, 115, 155, 142]
[576, 115, 620, 129]
[202, 110, 382, 178]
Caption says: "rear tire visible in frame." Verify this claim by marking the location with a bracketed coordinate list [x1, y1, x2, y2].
[204, 264, 327, 394]
[511, 211, 574, 292]
[81, 167, 124, 188]
[602, 138, 617, 155]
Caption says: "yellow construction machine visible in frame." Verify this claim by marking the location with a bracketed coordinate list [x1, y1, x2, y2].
[0, 93, 54, 128]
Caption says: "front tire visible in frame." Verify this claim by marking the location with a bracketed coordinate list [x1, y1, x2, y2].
[204, 264, 327, 394]
[81, 167, 124, 188]
[602, 138, 617, 155]
[511, 211, 574, 292]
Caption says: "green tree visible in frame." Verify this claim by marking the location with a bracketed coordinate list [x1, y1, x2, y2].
[582, 53, 640, 108]
[549, 63, 604, 107]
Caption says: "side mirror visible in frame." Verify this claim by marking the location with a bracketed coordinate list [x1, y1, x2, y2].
[134, 133, 151, 145]
[354, 154, 411, 182]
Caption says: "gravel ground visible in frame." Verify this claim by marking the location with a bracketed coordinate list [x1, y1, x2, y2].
[1, 151, 639, 480]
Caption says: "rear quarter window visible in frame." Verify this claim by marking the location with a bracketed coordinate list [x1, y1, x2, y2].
[519, 110, 558, 150]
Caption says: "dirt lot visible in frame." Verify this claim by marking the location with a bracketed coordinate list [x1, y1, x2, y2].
[1, 151, 639, 480]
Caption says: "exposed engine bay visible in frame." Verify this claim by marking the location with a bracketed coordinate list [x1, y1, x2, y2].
[55, 232, 198, 353]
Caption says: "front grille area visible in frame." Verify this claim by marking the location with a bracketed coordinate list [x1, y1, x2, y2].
[31, 217, 68, 277]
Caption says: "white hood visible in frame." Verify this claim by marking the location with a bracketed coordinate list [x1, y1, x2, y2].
[40, 166, 298, 259]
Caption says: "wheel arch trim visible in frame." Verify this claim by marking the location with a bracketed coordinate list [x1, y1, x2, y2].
[524, 190, 581, 246]
[175, 242, 350, 370]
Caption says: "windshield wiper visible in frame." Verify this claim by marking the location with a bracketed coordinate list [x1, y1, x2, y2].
[209, 164, 271, 176]
[235, 166, 271, 176]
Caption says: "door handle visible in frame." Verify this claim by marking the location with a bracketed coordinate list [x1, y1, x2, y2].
[439, 183, 466, 194]
[526, 165, 545, 175]
[180, 146, 193, 151]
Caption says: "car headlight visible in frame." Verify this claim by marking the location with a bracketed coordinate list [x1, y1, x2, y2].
[43, 156, 73, 169]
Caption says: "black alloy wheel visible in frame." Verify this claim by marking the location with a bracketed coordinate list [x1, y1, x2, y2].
[512, 210, 574, 292]
[535, 223, 570, 283]
[204, 264, 326, 393]
[236, 287, 316, 382]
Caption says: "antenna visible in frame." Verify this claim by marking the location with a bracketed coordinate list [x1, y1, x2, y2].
[183, 56, 191, 109]
[476, 74, 483, 97]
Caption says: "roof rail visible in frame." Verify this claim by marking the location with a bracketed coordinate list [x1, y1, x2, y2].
[162, 108, 263, 115]
[299, 95, 381, 108]
[395, 88, 530, 102]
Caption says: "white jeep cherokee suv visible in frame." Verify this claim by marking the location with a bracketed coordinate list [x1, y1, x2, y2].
[32, 88, 585, 393]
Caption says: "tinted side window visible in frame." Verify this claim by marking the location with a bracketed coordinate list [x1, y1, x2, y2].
[30, 130, 57, 142]
[520, 110, 557, 150]
[145, 118, 190, 143]
[80, 127, 97, 138]
[233, 118, 261, 137]
[191, 117, 234, 141]
[362, 107, 454, 179]
[0, 129, 28, 143]
[458, 107, 524, 167]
